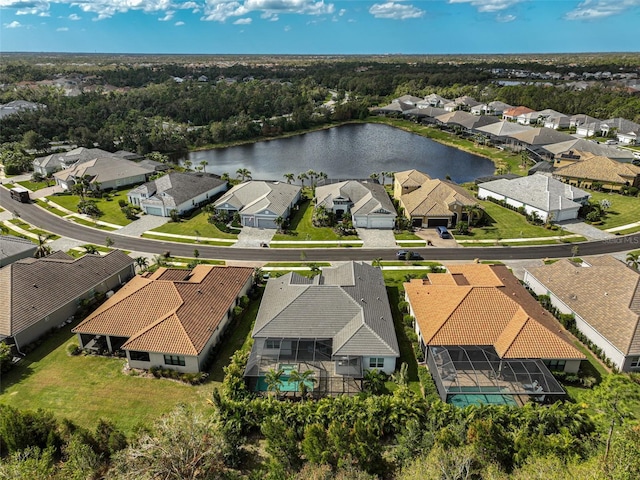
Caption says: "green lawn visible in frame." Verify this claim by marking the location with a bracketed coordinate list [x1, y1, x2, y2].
[151, 208, 238, 239]
[459, 201, 565, 240]
[264, 262, 331, 267]
[0, 288, 264, 435]
[394, 231, 423, 240]
[8, 218, 61, 239]
[269, 243, 362, 248]
[47, 190, 134, 226]
[71, 217, 118, 231]
[272, 199, 359, 242]
[17, 180, 50, 191]
[588, 191, 640, 230]
[35, 199, 68, 217]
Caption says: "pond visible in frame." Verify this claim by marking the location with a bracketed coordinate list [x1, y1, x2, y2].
[180, 123, 495, 183]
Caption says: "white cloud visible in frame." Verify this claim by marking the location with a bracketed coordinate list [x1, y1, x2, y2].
[56, 26, 68, 30]
[338, 7, 344, 15]
[565, 0, 640, 20]
[175, 20, 185, 24]
[283, 24, 290, 30]
[233, 16, 251, 23]
[5, 20, 22, 27]
[369, 2, 424, 20]
[69, 13, 81, 20]
[496, 13, 515, 22]
[448, 0, 523, 13]
[159, 10, 175, 20]
[202, 0, 333, 22]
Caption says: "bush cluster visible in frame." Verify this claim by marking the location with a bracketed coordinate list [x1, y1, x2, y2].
[483, 196, 544, 225]
[149, 366, 208, 385]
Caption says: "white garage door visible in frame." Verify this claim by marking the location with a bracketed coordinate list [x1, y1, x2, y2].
[256, 217, 277, 229]
[145, 206, 164, 216]
[368, 217, 394, 229]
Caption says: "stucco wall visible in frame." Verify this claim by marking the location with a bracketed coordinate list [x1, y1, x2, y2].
[362, 356, 396, 375]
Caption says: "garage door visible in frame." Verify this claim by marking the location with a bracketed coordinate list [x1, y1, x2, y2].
[427, 218, 449, 227]
[145, 207, 164, 216]
[256, 217, 277, 229]
[368, 217, 394, 229]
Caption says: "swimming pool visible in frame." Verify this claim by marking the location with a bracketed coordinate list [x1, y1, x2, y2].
[448, 394, 518, 408]
[256, 364, 315, 393]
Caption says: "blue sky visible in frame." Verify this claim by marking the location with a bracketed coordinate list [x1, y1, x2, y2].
[1, 1, 639, 54]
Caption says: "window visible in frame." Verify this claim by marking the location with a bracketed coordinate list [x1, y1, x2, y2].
[130, 351, 150, 362]
[164, 355, 185, 366]
[544, 359, 566, 371]
[265, 339, 281, 350]
[369, 357, 384, 369]
[630, 357, 640, 368]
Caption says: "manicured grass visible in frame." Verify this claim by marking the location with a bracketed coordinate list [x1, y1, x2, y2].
[17, 180, 50, 191]
[71, 216, 118, 231]
[380, 261, 442, 267]
[394, 231, 423, 240]
[8, 218, 61, 239]
[368, 117, 528, 176]
[459, 200, 563, 240]
[272, 199, 359, 242]
[35, 199, 68, 217]
[151, 208, 238, 239]
[47, 190, 134, 226]
[588, 191, 640, 229]
[141, 233, 235, 245]
[264, 262, 331, 267]
[0, 325, 208, 435]
[166, 257, 225, 266]
[613, 225, 640, 235]
[396, 241, 427, 247]
[269, 243, 362, 248]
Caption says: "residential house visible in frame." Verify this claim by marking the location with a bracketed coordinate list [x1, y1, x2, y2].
[505, 128, 575, 151]
[404, 264, 585, 405]
[54, 157, 155, 191]
[435, 111, 500, 133]
[0, 100, 43, 120]
[374, 101, 415, 116]
[471, 101, 512, 116]
[554, 155, 640, 191]
[600, 118, 640, 144]
[576, 121, 602, 138]
[405, 106, 447, 124]
[73, 265, 253, 373]
[503, 106, 536, 122]
[244, 262, 400, 396]
[475, 121, 533, 146]
[213, 181, 301, 228]
[419, 93, 451, 108]
[0, 251, 134, 351]
[393, 95, 423, 107]
[524, 256, 640, 372]
[543, 114, 571, 130]
[33, 147, 112, 176]
[315, 180, 396, 229]
[0, 235, 37, 267]
[570, 114, 600, 129]
[444, 96, 481, 112]
[477, 173, 590, 222]
[128, 172, 227, 217]
[394, 170, 478, 228]
[541, 139, 635, 163]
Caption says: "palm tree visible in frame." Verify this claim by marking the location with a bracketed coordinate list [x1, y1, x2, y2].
[297, 172, 308, 188]
[369, 172, 380, 184]
[467, 204, 484, 227]
[264, 368, 284, 399]
[236, 168, 252, 182]
[199, 160, 208, 173]
[274, 216, 285, 232]
[283, 173, 295, 184]
[288, 369, 316, 399]
[372, 257, 383, 269]
[184, 160, 193, 172]
[363, 369, 387, 394]
[318, 171, 328, 185]
[82, 244, 99, 254]
[134, 256, 149, 272]
[34, 233, 54, 259]
[391, 362, 409, 388]
[306, 170, 318, 188]
[221, 172, 230, 183]
[626, 252, 639, 271]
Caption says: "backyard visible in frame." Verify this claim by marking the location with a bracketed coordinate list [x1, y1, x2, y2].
[271, 198, 360, 242]
[46, 190, 135, 226]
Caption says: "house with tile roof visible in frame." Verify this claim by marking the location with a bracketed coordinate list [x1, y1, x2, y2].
[471, 101, 513, 117]
[394, 170, 478, 228]
[554, 155, 640, 191]
[213, 181, 301, 229]
[33, 147, 111, 176]
[73, 265, 253, 373]
[503, 106, 536, 122]
[599, 118, 640, 145]
[435, 111, 500, 132]
[475, 121, 534, 146]
[128, 172, 227, 217]
[54, 156, 155, 191]
[419, 93, 451, 109]
[542, 139, 635, 163]
[443, 95, 481, 112]
[244, 262, 399, 396]
[505, 128, 575, 149]
[315, 180, 396, 229]
[477, 173, 590, 222]
[0, 235, 37, 267]
[0, 250, 134, 351]
[524, 256, 640, 372]
[404, 264, 585, 405]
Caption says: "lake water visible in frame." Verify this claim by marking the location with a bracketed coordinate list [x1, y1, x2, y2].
[180, 123, 495, 183]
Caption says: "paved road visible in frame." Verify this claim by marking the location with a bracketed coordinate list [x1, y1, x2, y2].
[2, 187, 638, 262]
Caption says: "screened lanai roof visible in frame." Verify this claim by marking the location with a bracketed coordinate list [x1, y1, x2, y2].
[428, 346, 566, 400]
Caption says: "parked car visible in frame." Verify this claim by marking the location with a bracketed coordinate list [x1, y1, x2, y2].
[435, 226, 451, 238]
[396, 250, 423, 260]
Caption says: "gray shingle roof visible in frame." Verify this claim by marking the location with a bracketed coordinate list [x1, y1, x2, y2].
[315, 181, 396, 218]
[478, 174, 589, 212]
[476, 121, 533, 137]
[0, 250, 134, 339]
[542, 139, 634, 160]
[0, 235, 36, 266]
[131, 173, 226, 208]
[213, 181, 300, 217]
[507, 128, 575, 146]
[53, 157, 155, 184]
[252, 262, 399, 357]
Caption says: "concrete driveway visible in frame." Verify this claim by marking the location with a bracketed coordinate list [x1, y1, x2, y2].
[355, 228, 397, 248]
[232, 226, 276, 248]
[557, 219, 616, 241]
[414, 228, 460, 248]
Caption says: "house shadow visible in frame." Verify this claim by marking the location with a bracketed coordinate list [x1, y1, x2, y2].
[386, 285, 419, 384]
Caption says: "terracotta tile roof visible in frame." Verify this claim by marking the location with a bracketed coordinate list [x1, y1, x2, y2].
[400, 177, 477, 217]
[555, 155, 640, 185]
[1, 251, 134, 340]
[526, 256, 640, 356]
[394, 169, 431, 189]
[503, 106, 535, 117]
[73, 266, 253, 356]
[404, 264, 584, 360]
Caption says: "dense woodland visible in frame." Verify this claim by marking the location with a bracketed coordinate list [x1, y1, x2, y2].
[1, 55, 639, 161]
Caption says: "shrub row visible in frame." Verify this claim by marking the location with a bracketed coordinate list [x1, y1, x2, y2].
[149, 366, 208, 385]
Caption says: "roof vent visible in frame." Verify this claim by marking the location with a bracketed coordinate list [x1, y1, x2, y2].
[361, 298, 366, 303]
[197, 289, 203, 294]
[33, 284, 37, 288]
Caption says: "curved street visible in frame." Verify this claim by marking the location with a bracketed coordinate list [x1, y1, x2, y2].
[1, 187, 638, 262]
